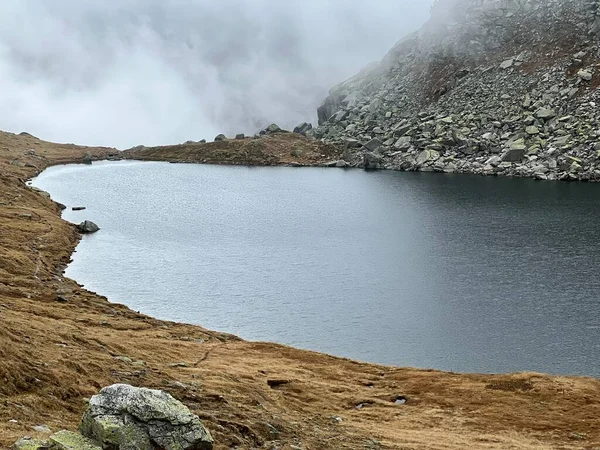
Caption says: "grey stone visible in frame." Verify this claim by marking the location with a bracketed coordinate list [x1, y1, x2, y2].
[50, 431, 102, 450]
[12, 437, 51, 450]
[80, 384, 213, 450]
[213, 134, 226, 142]
[263, 123, 283, 134]
[362, 152, 384, 170]
[363, 138, 383, 153]
[499, 59, 514, 69]
[501, 148, 526, 162]
[416, 150, 439, 166]
[235, 133, 245, 140]
[77, 221, 100, 234]
[577, 69, 593, 81]
[535, 108, 556, 120]
[394, 136, 411, 151]
[293, 122, 313, 135]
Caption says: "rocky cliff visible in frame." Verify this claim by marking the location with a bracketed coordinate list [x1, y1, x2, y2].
[313, 0, 600, 181]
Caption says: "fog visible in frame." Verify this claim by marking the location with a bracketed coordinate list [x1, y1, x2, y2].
[0, 1, 433, 148]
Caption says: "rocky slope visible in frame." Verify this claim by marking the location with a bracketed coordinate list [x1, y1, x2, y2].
[314, 0, 600, 181]
[1, 130, 599, 448]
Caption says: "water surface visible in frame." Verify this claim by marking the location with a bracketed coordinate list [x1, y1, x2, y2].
[32, 161, 600, 376]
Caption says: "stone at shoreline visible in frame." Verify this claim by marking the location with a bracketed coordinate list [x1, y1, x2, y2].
[501, 148, 526, 162]
[82, 154, 93, 165]
[80, 384, 213, 450]
[364, 138, 383, 153]
[363, 152, 384, 170]
[77, 221, 100, 234]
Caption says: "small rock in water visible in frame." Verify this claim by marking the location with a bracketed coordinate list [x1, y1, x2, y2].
[77, 221, 100, 234]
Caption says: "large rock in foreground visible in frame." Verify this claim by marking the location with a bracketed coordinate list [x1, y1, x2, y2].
[80, 384, 213, 450]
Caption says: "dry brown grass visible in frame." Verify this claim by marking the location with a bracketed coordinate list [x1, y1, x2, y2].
[0, 130, 598, 449]
[122, 133, 341, 167]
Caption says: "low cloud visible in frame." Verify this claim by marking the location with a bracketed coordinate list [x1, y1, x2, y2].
[0, 0, 432, 148]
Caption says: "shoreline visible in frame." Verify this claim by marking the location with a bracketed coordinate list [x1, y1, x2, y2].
[1, 130, 599, 448]
[34, 158, 600, 379]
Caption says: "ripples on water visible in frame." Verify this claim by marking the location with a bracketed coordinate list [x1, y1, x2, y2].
[32, 161, 600, 376]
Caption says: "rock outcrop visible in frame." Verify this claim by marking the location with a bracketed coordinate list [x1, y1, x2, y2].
[313, 0, 600, 181]
[12, 384, 213, 450]
[81, 384, 213, 450]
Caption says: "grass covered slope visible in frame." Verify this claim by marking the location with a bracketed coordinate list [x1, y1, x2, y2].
[122, 132, 341, 167]
[0, 130, 599, 449]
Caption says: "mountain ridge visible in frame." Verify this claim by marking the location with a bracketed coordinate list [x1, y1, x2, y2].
[313, 0, 600, 181]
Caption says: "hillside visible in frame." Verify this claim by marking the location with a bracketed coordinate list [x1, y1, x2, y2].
[313, 0, 600, 181]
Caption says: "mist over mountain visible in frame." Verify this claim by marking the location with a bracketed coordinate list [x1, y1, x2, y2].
[0, 1, 432, 148]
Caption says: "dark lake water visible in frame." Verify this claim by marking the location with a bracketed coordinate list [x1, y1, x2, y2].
[32, 161, 600, 377]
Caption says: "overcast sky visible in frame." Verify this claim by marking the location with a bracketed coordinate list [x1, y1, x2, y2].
[0, 1, 433, 148]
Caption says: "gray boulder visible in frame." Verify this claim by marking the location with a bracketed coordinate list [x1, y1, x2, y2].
[80, 384, 213, 450]
[12, 431, 103, 450]
[501, 148, 526, 162]
[235, 133, 245, 140]
[262, 123, 283, 134]
[12, 437, 52, 450]
[293, 122, 313, 135]
[363, 138, 383, 153]
[362, 152, 384, 170]
[82, 154, 93, 165]
[50, 430, 102, 450]
[214, 134, 226, 142]
[77, 221, 100, 234]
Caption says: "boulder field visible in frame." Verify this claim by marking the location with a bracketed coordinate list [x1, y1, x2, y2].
[312, 0, 600, 181]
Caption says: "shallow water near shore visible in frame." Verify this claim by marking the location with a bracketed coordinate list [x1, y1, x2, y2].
[32, 161, 600, 376]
